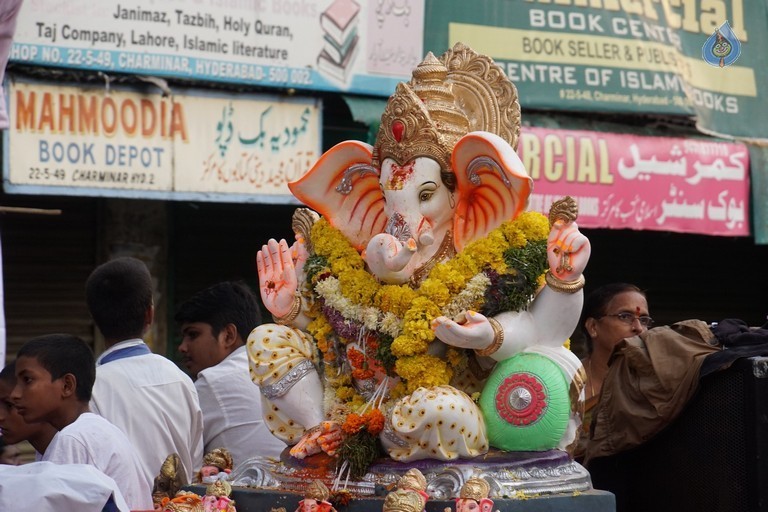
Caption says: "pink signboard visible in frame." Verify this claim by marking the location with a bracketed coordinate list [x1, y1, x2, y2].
[518, 127, 750, 236]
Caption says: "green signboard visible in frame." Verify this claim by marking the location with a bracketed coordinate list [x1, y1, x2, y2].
[424, 0, 768, 140]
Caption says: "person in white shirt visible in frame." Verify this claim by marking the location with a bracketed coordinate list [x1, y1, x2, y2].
[86, 257, 204, 484]
[176, 281, 286, 466]
[10, 334, 153, 510]
[0, 462, 131, 512]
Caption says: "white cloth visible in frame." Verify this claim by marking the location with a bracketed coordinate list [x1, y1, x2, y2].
[0, 0, 23, 130]
[42, 413, 154, 510]
[0, 462, 130, 512]
[91, 339, 204, 484]
[196, 345, 286, 465]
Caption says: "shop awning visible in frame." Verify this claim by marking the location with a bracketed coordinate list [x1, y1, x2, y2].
[341, 95, 387, 145]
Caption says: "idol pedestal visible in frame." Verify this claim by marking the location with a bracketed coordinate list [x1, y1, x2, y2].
[185, 486, 615, 512]
[186, 449, 615, 512]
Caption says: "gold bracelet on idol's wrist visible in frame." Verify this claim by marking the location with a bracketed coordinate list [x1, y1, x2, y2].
[273, 294, 302, 325]
[475, 317, 505, 357]
[545, 270, 586, 294]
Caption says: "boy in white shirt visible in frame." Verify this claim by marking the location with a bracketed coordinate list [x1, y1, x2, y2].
[86, 257, 204, 484]
[11, 333, 153, 510]
[176, 281, 286, 465]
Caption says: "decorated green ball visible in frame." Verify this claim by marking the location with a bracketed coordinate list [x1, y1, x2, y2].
[479, 352, 571, 451]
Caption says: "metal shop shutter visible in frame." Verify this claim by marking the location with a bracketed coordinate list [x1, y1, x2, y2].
[0, 194, 98, 363]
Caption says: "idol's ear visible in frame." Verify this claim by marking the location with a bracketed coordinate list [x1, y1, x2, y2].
[452, 131, 533, 252]
[288, 140, 385, 251]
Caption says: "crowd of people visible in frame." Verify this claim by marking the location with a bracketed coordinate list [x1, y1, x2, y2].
[0, 257, 285, 510]
[0, 255, 658, 509]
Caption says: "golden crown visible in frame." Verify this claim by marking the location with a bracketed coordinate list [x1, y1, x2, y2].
[383, 489, 426, 512]
[206, 479, 232, 498]
[202, 448, 233, 471]
[372, 42, 520, 172]
[161, 491, 204, 512]
[459, 478, 491, 501]
[397, 468, 427, 493]
[304, 480, 330, 502]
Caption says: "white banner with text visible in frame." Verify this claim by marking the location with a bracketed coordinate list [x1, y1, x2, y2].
[3, 79, 321, 201]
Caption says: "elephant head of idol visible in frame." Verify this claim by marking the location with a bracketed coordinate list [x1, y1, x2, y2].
[289, 43, 533, 285]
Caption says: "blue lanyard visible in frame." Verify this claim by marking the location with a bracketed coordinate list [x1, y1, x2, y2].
[98, 344, 151, 365]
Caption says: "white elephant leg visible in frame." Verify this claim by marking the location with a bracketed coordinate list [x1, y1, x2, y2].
[260, 394, 306, 445]
[528, 287, 585, 349]
[381, 385, 488, 462]
[489, 287, 585, 361]
[247, 324, 325, 443]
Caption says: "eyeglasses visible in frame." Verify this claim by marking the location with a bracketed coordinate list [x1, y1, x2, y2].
[602, 312, 654, 328]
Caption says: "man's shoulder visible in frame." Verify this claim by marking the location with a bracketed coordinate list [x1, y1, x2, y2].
[96, 354, 193, 382]
[138, 353, 192, 374]
[66, 413, 125, 438]
[93, 354, 197, 400]
[197, 349, 248, 385]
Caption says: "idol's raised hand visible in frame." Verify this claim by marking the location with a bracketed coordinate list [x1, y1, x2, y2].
[547, 220, 590, 281]
[257, 238, 300, 319]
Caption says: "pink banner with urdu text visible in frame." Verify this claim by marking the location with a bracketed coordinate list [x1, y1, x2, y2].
[518, 127, 750, 236]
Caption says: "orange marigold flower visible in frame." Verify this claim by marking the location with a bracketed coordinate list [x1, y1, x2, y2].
[342, 413, 365, 434]
[352, 368, 374, 380]
[347, 347, 366, 368]
[364, 409, 385, 435]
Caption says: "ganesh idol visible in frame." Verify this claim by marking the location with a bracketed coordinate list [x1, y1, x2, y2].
[247, 43, 590, 477]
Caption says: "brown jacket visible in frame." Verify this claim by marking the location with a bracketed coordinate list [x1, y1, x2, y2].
[585, 319, 720, 464]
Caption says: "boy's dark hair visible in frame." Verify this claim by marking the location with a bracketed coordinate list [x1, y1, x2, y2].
[0, 360, 16, 384]
[85, 257, 153, 341]
[174, 281, 262, 341]
[17, 334, 95, 402]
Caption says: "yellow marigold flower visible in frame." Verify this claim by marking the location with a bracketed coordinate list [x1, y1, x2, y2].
[336, 385, 357, 402]
[339, 268, 378, 306]
[463, 232, 506, 271]
[336, 373, 352, 387]
[446, 348, 465, 368]
[396, 354, 453, 392]
[307, 316, 333, 354]
[517, 211, 550, 240]
[349, 394, 366, 409]
[376, 285, 417, 316]
[504, 226, 527, 248]
[417, 279, 450, 307]
[391, 333, 430, 357]
[451, 256, 480, 284]
[388, 381, 407, 401]
[330, 253, 364, 274]
[453, 252, 481, 280]
[428, 264, 465, 293]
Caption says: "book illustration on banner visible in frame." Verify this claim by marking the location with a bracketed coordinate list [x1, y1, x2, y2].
[317, 0, 361, 85]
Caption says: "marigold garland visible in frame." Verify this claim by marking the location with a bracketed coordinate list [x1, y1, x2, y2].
[306, 211, 551, 395]
[302, 211, 553, 437]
